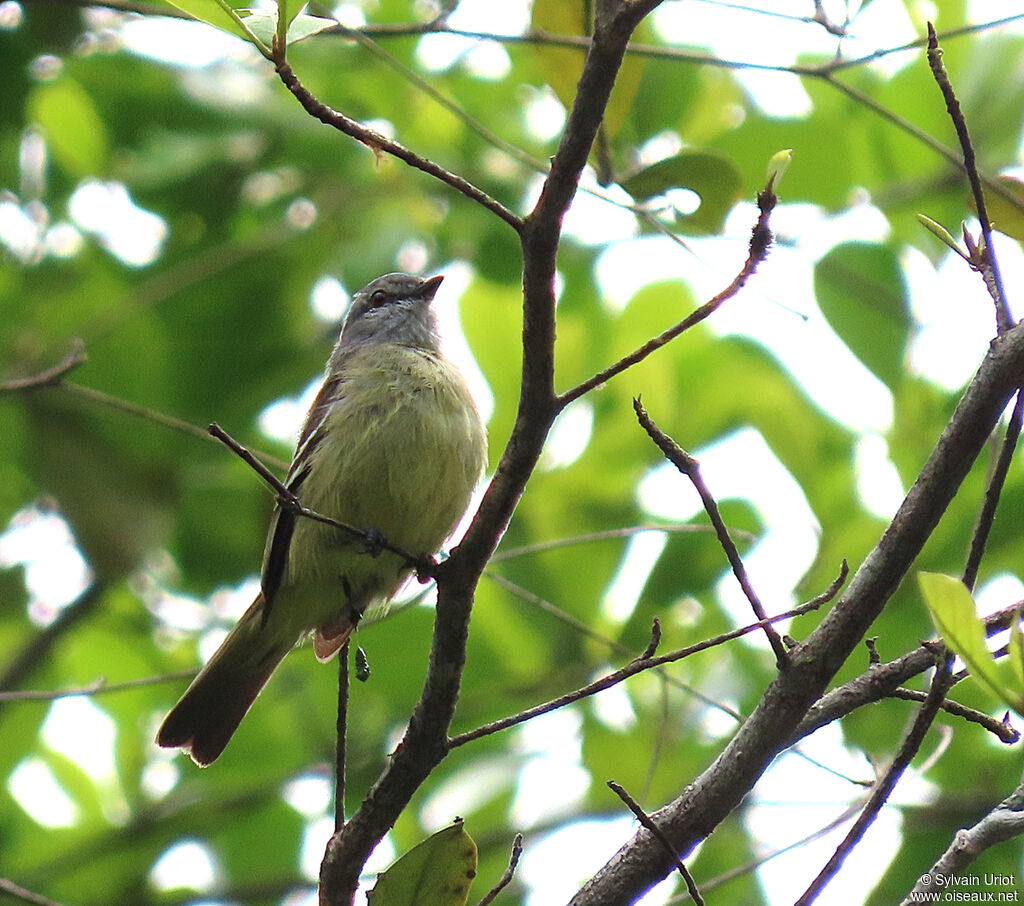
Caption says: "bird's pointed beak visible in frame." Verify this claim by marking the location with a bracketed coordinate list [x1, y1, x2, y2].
[419, 274, 444, 300]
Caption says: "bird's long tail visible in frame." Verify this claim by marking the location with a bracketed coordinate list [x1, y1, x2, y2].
[156, 595, 295, 766]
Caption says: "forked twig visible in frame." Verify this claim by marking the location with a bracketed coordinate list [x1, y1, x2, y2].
[449, 566, 846, 749]
[633, 399, 789, 666]
[926, 22, 1012, 331]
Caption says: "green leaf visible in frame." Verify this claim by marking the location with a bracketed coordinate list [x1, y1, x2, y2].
[620, 149, 743, 235]
[242, 10, 336, 46]
[977, 176, 1024, 240]
[814, 242, 910, 389]
[529, 0, 645, 138]
[162, 0, 265, 48]
[915, 213, 963, 255]
[919, 572, 1024, 715]
[766, 148, 793, 190]
[367, 819, 477, 906]
[26, 78, 108, 176]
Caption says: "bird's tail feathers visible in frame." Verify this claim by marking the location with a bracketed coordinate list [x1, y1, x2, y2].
[156, 594, 294, 766]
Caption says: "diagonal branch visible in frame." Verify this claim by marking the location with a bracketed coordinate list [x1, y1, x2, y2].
[273, 59, 522, 232]
[963, 390, 1024, 591]
[570, 315, 1024, 905]
[559, 183, 776, 408]
[926, 22, 1013, 330]
[794, 656, 954, 905]
[0, 340, 87, 390]
[632, 398, 789, 665]
[449, 577, 843, 750]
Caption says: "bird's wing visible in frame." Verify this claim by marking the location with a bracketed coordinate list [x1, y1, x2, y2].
[260, 373, 343, 608]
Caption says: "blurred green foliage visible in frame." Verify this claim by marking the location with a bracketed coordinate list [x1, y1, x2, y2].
[2, 1, 1024, 904]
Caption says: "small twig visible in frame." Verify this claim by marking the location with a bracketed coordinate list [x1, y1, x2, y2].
[14, 376, 289, 469]
[795, 656, 954, 905]
[207, 423, 429, 572]
[558, 180, 776, 408]
[0, 669, 196, 702]
[485, 572, 743, 719]
[676, 804, 861, 901]
[0, 878, 69, 906]
[641, 617, 662, 660]
[632, 398, 789, 666]
[926, 21, 1013, 330]
[476, 833, 524, 906]
[273, 59, 522, 232]
[450, 570, 844, 749]
[889, 687, 1018, 744]
[335, 640, 349, 832]
[963, 389, 1024, 591]
[607, 781, 704, 906]
[490, 522, 757, 562]
[0, 339, 87, 390]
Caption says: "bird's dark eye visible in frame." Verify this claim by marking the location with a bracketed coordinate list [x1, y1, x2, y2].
[368, 289, 389, 307]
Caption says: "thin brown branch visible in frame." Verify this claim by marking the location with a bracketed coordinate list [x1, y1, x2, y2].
[335, 641, 349, 833]
[490, 522, 757, 563]
[449, 578, 842, 749]
[0, 878, 69, 906]
[607, 781, 704, 906]
[558, 180, 776, 408]
[632, 398, 789, 666]
[0, 339, 87, 390]
[0, 669, 196, 702]
[889, 687, 1018, 744]
[485, 572, 743, 719]
[476, 833, 524, 906]
[273, 59, 521, 232]
[963, 390, 1024, 591]
[795, 657, 954, 905]
[926, 22, 1012, 330]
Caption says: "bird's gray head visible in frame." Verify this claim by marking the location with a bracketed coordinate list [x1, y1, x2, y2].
[337, 272, 444, 353]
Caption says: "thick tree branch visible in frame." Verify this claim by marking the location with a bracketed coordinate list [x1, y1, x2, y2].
[792, 601, 1022, 743]
[317, 4, 662, 901]
[570, 320, 1024, 905]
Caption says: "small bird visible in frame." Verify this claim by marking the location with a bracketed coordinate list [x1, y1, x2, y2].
[157, 273, 487, 765]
